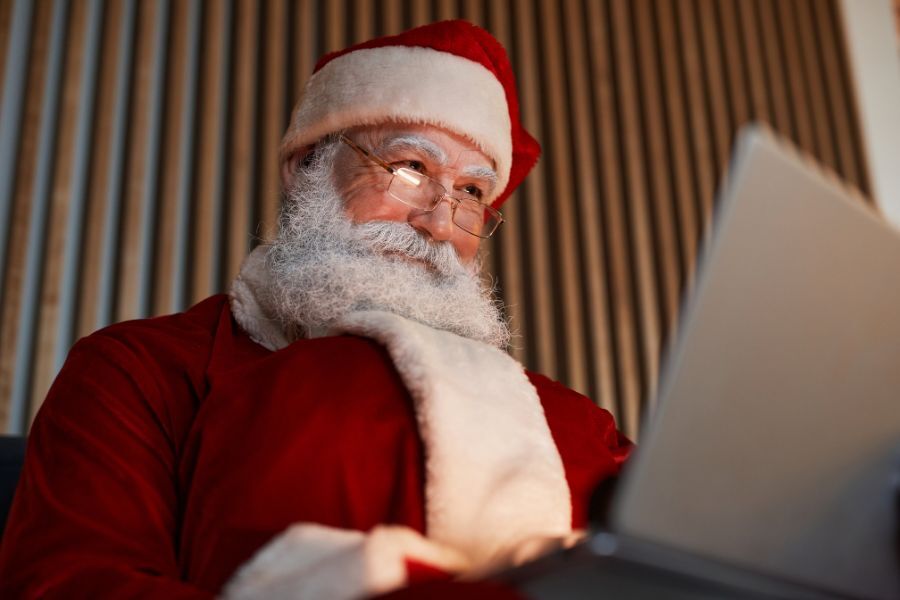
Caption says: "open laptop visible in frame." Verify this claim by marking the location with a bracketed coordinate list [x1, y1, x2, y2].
[607, 125, 900, 599]
[499, 126, 899, 599]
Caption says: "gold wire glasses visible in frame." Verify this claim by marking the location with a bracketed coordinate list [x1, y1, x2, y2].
[340, 135, 504, 239]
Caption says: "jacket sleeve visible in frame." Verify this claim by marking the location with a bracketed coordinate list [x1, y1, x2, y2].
[0, 332, 213, 599]
[526, 371, 634, 529]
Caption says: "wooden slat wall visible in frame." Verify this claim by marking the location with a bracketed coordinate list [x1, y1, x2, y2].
[0, 0, 871, 437]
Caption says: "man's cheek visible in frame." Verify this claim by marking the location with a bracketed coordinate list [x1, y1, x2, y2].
[346, 192, 408, 225]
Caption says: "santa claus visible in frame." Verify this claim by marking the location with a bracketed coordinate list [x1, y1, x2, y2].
[0, 20, 630, 599]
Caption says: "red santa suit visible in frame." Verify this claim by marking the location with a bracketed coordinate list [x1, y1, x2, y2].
[0, 20, 632, 599]
[0, 256, 630, 597]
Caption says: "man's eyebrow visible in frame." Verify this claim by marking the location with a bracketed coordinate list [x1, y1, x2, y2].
[379, 135, 448, 165]
[461, 165, 498, 192]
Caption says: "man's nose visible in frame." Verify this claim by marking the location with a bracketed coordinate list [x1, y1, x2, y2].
[409, 196, 454, 242]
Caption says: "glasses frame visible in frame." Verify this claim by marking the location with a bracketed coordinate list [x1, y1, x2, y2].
[339, 134, 504, 239]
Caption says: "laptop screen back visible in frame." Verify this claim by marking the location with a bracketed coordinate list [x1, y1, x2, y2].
[612, 127, 900, 599]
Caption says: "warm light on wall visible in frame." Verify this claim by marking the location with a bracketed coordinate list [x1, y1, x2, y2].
[0, 0, 872, 438]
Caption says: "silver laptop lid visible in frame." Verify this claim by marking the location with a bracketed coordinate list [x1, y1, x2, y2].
[612, 126, 900, 599]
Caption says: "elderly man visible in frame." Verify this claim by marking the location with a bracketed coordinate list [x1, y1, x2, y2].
[0, 21, 630, 598]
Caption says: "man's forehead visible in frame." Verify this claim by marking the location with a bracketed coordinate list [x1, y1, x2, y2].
[352, 124, 495, 170]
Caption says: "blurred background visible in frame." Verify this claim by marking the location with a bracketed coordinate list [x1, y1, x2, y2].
[0, 0, 898, 438]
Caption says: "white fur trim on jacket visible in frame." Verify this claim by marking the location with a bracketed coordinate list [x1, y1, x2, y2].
[227, 248, 573, 592]
[228, 247, 295, 351]
[280, 46, 513, 194]
[222, 523, 469, 600]
[330, 310, 572, 570]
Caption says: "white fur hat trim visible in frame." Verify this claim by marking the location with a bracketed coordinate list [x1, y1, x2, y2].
[280, 46, 513, 194]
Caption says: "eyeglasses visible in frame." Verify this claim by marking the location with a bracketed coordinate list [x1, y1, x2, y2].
[339, 134, 504, 239]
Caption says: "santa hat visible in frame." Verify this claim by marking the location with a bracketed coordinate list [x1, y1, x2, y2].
[279, 20, 541, 208]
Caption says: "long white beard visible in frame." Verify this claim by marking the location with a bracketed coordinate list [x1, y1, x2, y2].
[266, 141, 511, 349]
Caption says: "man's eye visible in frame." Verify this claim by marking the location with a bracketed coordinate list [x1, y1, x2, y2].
[399, 160, 426, 173]
[461, 184, 483, 199]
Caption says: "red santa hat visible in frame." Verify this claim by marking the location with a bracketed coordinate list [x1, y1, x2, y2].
[279, 20, 541, 208]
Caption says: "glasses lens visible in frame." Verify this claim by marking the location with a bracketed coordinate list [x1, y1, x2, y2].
[388, 167, 502, 238]
[389, 168, 440, 210]
[452, 198, 501, 238]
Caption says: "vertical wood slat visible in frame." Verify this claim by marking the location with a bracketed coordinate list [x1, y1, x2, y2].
[487, 0, 528, 365]
[6, 0, 68, 432]
[0, 0, 35, 309]
[514, 0, 557, 381]
[153, 0, 193, 315]
[136, 0, 169, 316]
[31, 0, 103, 419]
[718, 0, 750, 128]
[115, 0, 160, 321]
[538, 0, 588, 395]
[793, 0, 836, 170]
[736, 0, 770, 122]
[611, 0, 662, 434]
[77, 0, 123, 337]
[695, 0, 732, 175]
[829, 0, 871, 196]
[171, 0, 202, 312]
[633, 0, 680, 341]
[32, 0, 89, 414]
[436, 0, 456, 21]
[410, 0, 430, 27]
[0, 0, 54, 432]
[562, 0, 616, 410]
[324, 0, 343, 54]
[224, 0, 258, 282]
[462, 0, 484, 25]
[469, 0, 496, 327]
[210, 0, 232, 295]
[675, 0, 716, 240]
[586, 0, 642, 436]
[293, 0, 315, 101]
[0, 0, 877, 433]
[381, 0, 402, 36]
[655, 0, 699, 288]
[775, 0, 815, 152]
[257, 0, 287, 243]
[755, 0, 794, 138]
[811, 0, 863, 189]
[90, 0, 138, 330]
[190, 0, 228, 305]
[352, 0, 373, 44]
[0, 0, 15, 99]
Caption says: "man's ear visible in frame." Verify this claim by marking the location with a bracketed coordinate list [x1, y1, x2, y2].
[281, 152, 300, 190]
[281, 146, 312, 190]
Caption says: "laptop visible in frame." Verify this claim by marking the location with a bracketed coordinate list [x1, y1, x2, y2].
[606, 125, 900, 599]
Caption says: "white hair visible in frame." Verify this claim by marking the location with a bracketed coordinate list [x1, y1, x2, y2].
[266, 137, 511, 349]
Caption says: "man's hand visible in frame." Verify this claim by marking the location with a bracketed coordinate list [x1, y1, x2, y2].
[222, 524, 470, 600]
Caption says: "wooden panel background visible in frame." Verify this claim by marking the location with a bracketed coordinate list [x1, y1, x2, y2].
[0, 0, 870, 437]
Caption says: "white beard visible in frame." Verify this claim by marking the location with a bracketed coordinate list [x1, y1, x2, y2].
[266, 140, 511, 349]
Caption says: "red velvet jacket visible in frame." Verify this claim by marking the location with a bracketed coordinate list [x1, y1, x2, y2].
[0, 295, 630, 597]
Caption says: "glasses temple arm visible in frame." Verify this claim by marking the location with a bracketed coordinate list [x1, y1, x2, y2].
[340, 134, 396, 174]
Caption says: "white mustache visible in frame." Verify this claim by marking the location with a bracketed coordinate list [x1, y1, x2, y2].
[351, 221, 465, 276]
